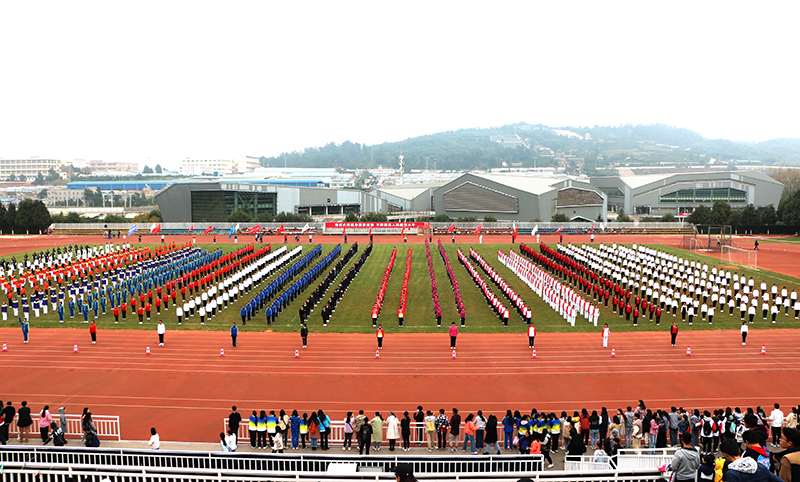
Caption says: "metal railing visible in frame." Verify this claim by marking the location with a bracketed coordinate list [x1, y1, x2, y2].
[6, 413, 121, 440]
[0, 446, 664, 482]
[563, 455, 612, 472]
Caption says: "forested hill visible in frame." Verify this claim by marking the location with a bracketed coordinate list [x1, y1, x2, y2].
[258, 123, 800, 172]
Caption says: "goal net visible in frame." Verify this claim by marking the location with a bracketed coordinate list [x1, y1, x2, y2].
[680, 233, 698, 250]
[723, 245, 758, 270]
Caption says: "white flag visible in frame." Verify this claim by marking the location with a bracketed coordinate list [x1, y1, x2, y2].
[532, 225, 538, 235]
[301, 223, 310, 233]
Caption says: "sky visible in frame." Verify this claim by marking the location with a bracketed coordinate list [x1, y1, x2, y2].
[1, 1, 799, 169]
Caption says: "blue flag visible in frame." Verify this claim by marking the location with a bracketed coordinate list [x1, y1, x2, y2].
[229, 224, 235, 239]
[128, 224, 138, 235]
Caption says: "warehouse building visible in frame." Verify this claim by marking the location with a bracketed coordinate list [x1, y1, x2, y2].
[156, 181, 386, 222]
[432, 173, 607, 222]
[370, 183, 442, 212]
[589, 170, 783, 217]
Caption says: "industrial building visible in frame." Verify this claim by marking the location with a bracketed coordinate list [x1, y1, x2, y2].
[432, 173, 607, 222]
[589, 170, 783, 217]
[156, 181, 387, 223]
[370, 183, 442, 212]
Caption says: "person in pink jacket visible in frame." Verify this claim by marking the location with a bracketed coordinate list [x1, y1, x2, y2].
[449, 322, 458, 349]
[39, 405, 52, 443]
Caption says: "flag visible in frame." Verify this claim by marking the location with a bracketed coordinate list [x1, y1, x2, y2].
[532, 225, 538, 236]
[474, 224, 482, 234]
[277, 224, 284, 235]
[447, 223, 455, 233]
[368, 227, 372, 236]
[400, 227, 405, 236]
[204, 225, 213, 235]
[513, 224, 518, 237]
[301, 223, 310, 233]
[128, 224, 138, 236]
[150, 224, 161, 235]
[229, 224, 235, 239]
[423, 222, 430, 230]
[589, 223, 594, 234]
[248, 224, 261, 234]
[555, 225, 562, 234]
[342, 227, 346, 237]
[187, 224, 194, 234]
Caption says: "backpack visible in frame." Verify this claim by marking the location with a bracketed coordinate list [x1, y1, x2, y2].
[702, 419, 713, 436]
[359, 423, 372, 439]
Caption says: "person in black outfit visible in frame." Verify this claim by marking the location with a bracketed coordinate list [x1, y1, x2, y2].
[228, 406, 242, 436]
[414, 406, 424, 445]
[1, 401, 15, 443]
[300, 323, 308, 348]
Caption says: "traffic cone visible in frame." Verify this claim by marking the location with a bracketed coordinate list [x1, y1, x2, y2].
[295, 349, 299, 358]
[686, 346, 692, 356]
[145, 345, 151, 355]
[531, 348, 537, 359]
[2, 342, 7, 352]
[220, 347, 225, 357]
[375, 349, 380, 359]
[73, 344, 79, 353]
[611, 347, 616, 358]
[452, 349, 457, 359]
[761, 345, 766, 355]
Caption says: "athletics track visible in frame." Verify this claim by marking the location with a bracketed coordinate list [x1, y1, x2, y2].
[1, 233, 799, 443]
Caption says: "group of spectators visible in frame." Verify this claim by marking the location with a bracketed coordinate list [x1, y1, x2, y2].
[0, 401, 100, 448]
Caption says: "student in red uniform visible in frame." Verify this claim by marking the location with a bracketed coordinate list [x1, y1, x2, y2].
[670, 321, 678, 346]
[376, 324, 384, 349]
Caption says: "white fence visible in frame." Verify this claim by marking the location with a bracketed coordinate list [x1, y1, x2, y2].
[563, 455, 612, 472]
[7, 413, 121, 440]
[0, 445, 664, 482]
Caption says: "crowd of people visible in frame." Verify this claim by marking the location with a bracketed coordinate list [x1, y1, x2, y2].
[0, 401, 101, 447]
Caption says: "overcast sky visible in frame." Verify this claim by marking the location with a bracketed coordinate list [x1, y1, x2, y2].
[1, 1, 798, 168]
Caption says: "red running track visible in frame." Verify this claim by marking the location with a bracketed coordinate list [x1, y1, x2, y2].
[2, 327, 799, 443]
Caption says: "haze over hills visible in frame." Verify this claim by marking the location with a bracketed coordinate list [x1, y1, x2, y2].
[258, 124, 800, 173]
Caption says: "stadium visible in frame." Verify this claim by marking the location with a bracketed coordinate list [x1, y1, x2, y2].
[1, 225, 799, 482]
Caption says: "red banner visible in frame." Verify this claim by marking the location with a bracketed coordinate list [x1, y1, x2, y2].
[326, 222, 424, 228]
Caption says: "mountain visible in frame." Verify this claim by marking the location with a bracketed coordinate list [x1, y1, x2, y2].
[259, 124, 800, 172]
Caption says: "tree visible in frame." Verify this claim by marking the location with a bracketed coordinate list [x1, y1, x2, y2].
[361, 212, 388, 222]
[615, 209, 632, 222]
[457, 216, 478, 222]
[227, 210, 253, 223]
[3, 203, 15, 234]
[432, 214, 452, 222]
[142, 165, 154, 174]
[739, 205, 761, 227]
[483, 215, 497, 222]
[8, 174, 16, 182]
[551, 213, 569, 222]
[686, 205, 712, 225]
[102, 214, 127, 223]
[344, 212, 358, 222]
[15, 199, 51, 234]
[18, 174, 26, 182]
[31, 173, 45, 186]
[770, 166, 800, 200]
[148, 210, 162, 222]
[46, 168, 60, 182]
[778, 192, 800, 226]
[154, 164, 163, 174]
[37, 189, 48, 199]
[274, 212, 313, 223]
[256, 212, 273, 223]
[710, 201, 735, 226]
[660, 212, 676, 222]
[761, 204, 777, 226]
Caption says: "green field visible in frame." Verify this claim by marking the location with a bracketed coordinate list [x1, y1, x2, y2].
[3, 241, 799, 336]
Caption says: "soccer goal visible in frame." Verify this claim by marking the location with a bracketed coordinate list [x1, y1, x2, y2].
[680, 226, 698, 250]
[697, 225, 732, 252]
[723, 245, 758, 270]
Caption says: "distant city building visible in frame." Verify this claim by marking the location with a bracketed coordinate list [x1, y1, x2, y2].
[0, 157, 61, 178]
[179, 156, 260, 176]
[371, 183, 443, 212]
[45, 187, 85, 206]
[84, 160, 140, 173]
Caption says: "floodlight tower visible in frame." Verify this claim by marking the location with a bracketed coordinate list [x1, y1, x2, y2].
[398, 154, 404, 185]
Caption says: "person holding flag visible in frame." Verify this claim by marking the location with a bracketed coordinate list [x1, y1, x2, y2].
[533, 225, 539, 243]
[556, 225, 563, 243]
[590, 224, 595, 243]
[512, 224, 518, 244]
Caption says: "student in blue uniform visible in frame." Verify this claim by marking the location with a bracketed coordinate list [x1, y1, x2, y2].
[69, 299, 75, 318]
[58, 303, 64, 323]
[82, 303, 89, 322]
